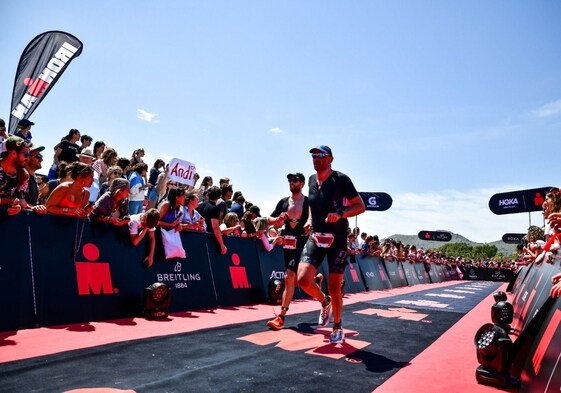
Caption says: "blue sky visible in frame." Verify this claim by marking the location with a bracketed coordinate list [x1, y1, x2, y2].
[2, 1, 560, 243]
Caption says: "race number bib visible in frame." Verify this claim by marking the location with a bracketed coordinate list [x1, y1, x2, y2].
[283, 235, 297, 250]
[313, 232, 334, 249]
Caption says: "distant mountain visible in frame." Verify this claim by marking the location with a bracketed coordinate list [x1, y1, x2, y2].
[383, 230, 516, 256]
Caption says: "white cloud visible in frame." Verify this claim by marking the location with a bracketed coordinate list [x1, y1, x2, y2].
[531, 99, 561, 118]
[137, 109, 160, 123]
[269, 127, 284, 134]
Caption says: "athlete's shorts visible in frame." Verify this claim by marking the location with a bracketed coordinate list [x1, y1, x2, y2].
[283, 235, 308, 273]
[300, 233, 348, 274]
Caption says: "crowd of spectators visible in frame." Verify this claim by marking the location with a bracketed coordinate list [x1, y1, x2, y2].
[349, 228, 521, 274]
[1, 117, 559, 281]
[0, 118, 279, 265]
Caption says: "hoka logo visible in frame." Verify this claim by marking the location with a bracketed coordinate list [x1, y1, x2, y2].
[499, 198, 518, 206]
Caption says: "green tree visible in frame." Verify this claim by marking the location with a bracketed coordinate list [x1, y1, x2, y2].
[472, 244, 497, 259]
[438, 242, 473, 258]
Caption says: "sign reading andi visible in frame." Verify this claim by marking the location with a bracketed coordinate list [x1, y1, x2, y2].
[168, 158, 197, 186]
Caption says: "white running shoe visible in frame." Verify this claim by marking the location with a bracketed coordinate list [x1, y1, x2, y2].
[330, 327, 344, 344]
[318, 296, 332, 327]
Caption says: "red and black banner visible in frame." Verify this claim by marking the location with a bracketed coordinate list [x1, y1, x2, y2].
[488, 187, 553, 215]
[9, 31, 83, 134]
[418, 230, 452, 242]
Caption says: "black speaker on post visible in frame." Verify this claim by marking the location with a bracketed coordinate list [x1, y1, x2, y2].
[474, 295, 518, 387]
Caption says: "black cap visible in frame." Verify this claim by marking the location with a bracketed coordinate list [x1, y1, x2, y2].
[18, 119, 35, 128]
[287, 172, 305, 182]
[249, 205, 261, 217]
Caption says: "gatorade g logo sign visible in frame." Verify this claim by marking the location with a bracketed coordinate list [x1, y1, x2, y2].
[358, 192, 393, 211]
[75, 243, 117, 295]
[489, 187, 553, 215]
[418, 230, 452, 242]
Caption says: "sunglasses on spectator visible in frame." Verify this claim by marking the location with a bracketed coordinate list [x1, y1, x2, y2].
[31, 153, 43, 159]
[311, 153, 330, 159]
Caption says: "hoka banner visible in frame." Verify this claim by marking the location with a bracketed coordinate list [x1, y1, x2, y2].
[9, 31, 83, 134]
[502, 233, 526, 244]
[488, 187, 553, 215]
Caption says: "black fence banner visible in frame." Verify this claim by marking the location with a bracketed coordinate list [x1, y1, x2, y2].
[401, 262, 421, 286]
[359, 192, 393, 211]
[462, 267, 515, 282]
[488, 187, 554, 215]
[428, 265, 443, 283]
[9, 31, 83, 134]
[343, 259, 367, 293]
[356, 255, 392, 290]
[383, 259, 408, 288]
[413, 263, 431, 284]
[418, 230, 452, 242]
[518, 297, 561, 392]
[511, 260, 560, 335]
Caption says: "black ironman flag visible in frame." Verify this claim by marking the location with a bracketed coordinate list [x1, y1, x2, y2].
[9, 31, 83, 134]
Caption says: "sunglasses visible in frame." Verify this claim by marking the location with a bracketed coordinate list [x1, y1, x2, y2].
[311, 153, 330, 159]
[31, 153, 43, 159]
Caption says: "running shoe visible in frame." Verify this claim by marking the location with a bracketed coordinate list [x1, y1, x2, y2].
[267, 315, 284, 330]
[330, 327, 344, 344]
[318, 295, 332, 327]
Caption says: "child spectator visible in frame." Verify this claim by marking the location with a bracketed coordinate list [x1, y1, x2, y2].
[128, 162, 148, 214]
[129, 207, 160, 268]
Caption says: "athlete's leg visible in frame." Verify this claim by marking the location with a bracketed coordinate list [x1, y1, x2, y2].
[280, 269, 296, 315]
[328, 273, 344, 325]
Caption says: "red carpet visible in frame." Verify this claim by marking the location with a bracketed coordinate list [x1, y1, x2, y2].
[374, 283, 512, 393]
[1, 281, 462, 363]
[0, 280, 510, 392]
